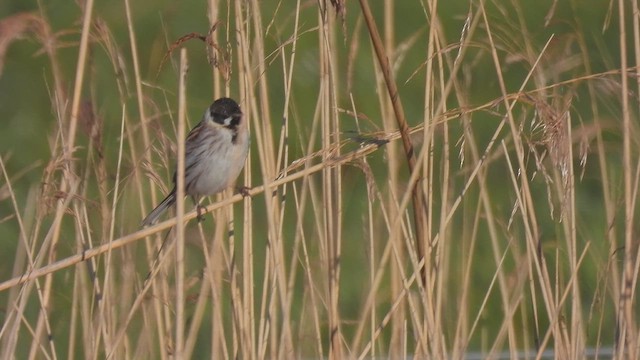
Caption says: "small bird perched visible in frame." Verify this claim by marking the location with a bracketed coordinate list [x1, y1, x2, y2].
[141, 97, 249, 227]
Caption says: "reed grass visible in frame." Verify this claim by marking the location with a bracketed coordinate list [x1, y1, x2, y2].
[0, 0, 637, 358]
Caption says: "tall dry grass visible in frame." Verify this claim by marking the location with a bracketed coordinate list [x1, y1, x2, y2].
[0, 0, 637, 359]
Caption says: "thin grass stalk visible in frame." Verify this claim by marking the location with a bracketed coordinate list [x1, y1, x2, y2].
[358, 0, 427, 287]
[291, 95, 325, 358]
[225, 192, 244, 358]
[74, 105, 97, 358]
[616, 0, 639, 358]
[436, 9, 550, 355]
[229, 2, 258, 357]
[381, 134, 434, 355]
[212, 210, 231, 357]
[299, 210, 325, 358]
[305, 115, 330, 356]
[320, 43, 339, 360]
[447, 14, 521, 354]
[65, 0, 94, 157]
[104, 62, 168, 359]
[572, 9, 622, 353]
[278, 3, 302, 355]
[122, 4, 171, 353]
[421, 1, 438, 355]
[434, 15, 452, 359]
[21, 19, 70, 350]
[354, 17, 389, 356]
[22, 25, 94, 360]
[71, 181, 95, 358]
[456, 105, 518, 359]
[106, 9, 167, 359]
[183, 261, 211, 359]
[417, 3, 451, 356]
[489, 142, 541, 359]
[381, 0, 404, 356]
[480, 5, 571, 357]
[132, 139, 171, 360]
[95, 107, 127, 358]
[350, 181, 405, 354]
[556, 113, 585, 357]
[256, 252, 271, 359]
[35, 0, 68, 123]
[222, 5, 250, 358]
[317, 5, 343, 358]
[242, 172, 256, 360]
[365, 170, 376, 358]
[108, 232, 173, 358]
[231, 2, 273, 357]
[0, 159, 46, 357]
[249, 1, 277, 177]
[345, 93, 382, 358]
[68, 267, 80, 360]
[498, 138, 568, 358]
[352, 137, 427, 358]
[77, 220, 95, 359]
[206, 0, 222, 95]
[467, 239, 516, 351]
[280, 14, 308, 360]
[29, 244, 60, 358]
[533, 244, 591, 360]
[122, 1, 173, 353]
[358, 255, 425, 359]
[487, 282, 528, 359]
[250, 0, 294, 353]
[450, 21, 520, 358]
[28, 0, 96, 355]
[87, 8, 118, 359]
[631, 0, 640, 322]
[90, 22, 113, 250]
[514, 0, 584, 353]
[234, 1, 291, 356]
[84, 60, 115, 358]
[306, 114, 324, 357]
[123, 0, 153, 211]
[197, 222, 230, 359]
[227, 2, 256, 357]
[173, 48, 188, 359]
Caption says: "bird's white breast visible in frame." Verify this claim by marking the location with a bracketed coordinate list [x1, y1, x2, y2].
[185, 123, 249, 197]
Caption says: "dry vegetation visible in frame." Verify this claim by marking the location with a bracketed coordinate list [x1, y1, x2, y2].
[0, 0, 638, 359]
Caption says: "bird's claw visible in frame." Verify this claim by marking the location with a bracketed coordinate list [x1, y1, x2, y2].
[196, 205, 206, 222]
[237, 186, 252, 198]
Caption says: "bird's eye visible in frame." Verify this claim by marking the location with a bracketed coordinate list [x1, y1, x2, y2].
[210, 112, 226, 124]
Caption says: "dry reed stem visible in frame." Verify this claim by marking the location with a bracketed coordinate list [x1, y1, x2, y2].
[173, 48, 188, 359]
[357, 0, 428, 286]
[481, 2, 570, 357]
[616, 0, 639, 358]
[19, 0, 95, 357]
[122, 1, 174, 356]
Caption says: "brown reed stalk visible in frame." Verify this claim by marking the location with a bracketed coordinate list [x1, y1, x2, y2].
[357, 0, 428, 287]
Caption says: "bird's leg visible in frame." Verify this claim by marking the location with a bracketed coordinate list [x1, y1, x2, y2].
[196, 206, 205, 222]
[193, 196, 206, 222]
[236, 185, 252, 198]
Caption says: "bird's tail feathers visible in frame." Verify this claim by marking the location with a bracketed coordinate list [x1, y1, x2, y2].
[141, 190, 176, 227]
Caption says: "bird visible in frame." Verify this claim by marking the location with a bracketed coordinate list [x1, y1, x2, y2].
[141, 97, 249, 227]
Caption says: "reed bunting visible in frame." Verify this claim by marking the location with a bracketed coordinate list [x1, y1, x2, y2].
[141, 97, 249, 226]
